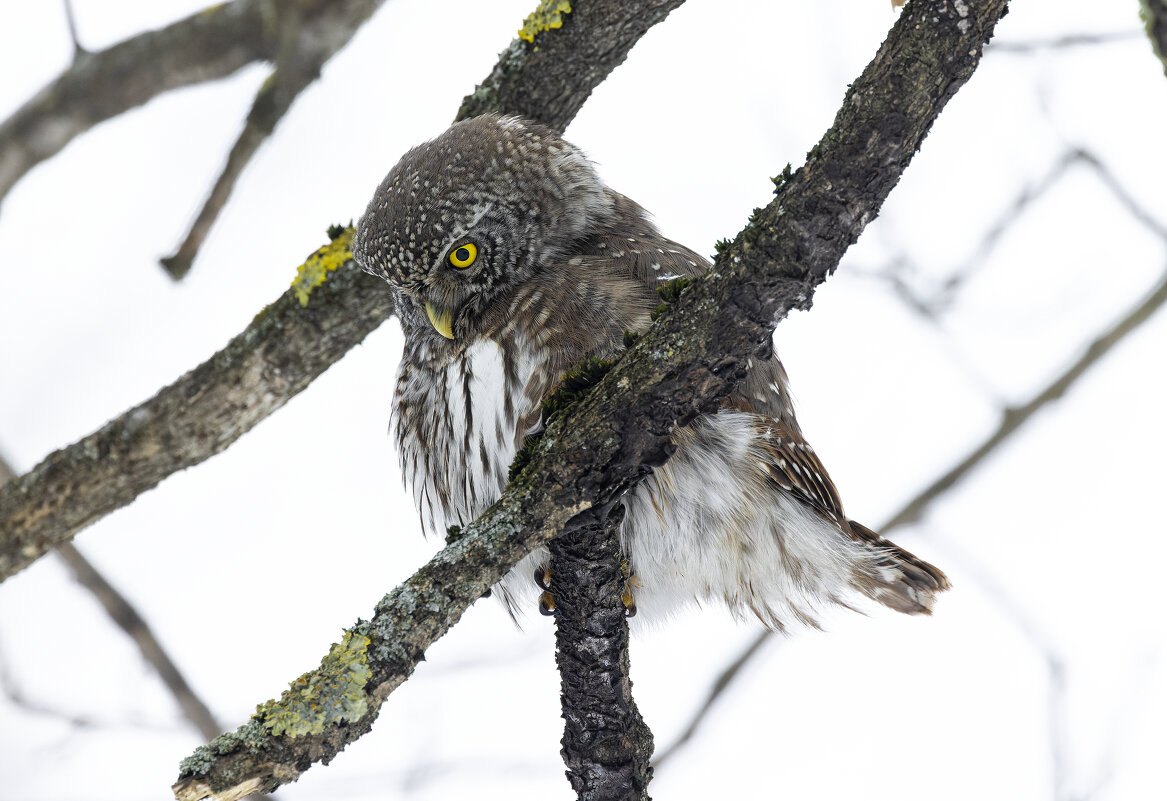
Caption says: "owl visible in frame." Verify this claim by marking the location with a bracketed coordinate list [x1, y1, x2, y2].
[351, 114, 949, 630]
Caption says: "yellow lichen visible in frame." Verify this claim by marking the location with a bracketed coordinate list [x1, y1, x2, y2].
[291, 227, 354, 307]
[518, 0, 572, 43]
[255, 630, 372, 737]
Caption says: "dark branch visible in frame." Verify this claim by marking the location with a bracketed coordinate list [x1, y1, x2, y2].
[0, 0, 683, 585]
[172, 3, 1009, 797]
[552, 507, 653, 800]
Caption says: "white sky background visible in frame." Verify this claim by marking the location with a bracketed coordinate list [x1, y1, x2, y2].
[0, 0, 1165, 799]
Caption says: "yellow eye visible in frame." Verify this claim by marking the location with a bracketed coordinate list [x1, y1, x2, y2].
[449, 242, 477, 269]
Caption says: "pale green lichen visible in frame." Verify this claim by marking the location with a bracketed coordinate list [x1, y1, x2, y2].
[291, 226, 354, 307]
[254, 630, 372, 737]
[518, 0, 571, 43]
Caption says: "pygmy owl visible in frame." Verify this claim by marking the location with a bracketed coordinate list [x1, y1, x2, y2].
[351, 114, 948, 629]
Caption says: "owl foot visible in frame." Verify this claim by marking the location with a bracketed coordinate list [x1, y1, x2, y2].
[533, 562, 638, 617]
[621, 559, 638, 618]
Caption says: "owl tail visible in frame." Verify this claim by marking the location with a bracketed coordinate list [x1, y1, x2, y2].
[848, 520, 951, 615]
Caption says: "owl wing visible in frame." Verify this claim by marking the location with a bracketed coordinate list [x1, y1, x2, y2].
[594, 192, 711, 289]
[741, 398, 951, 611]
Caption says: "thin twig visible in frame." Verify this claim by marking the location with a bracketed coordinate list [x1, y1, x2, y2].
[988, 31, 1142, 53]
[883, 268, 1167, 531]
[62, 0, 86, 59]
[161, 3, 375, 279]
[0, 451, 222, 741]
[651, 632, 771, 768]
[54, 542, 224, 740]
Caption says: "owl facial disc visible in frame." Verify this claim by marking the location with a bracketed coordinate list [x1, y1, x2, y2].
[425, 302, 455, 339]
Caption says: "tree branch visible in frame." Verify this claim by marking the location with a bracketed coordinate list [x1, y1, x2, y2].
[172, 3, 1009, 797]
[161, 0, 384, 280]
[552, 507, 653, 800]
[0, 0, 688, 586]
[0, 0, 393, 208]
[0, 452, 223, 742]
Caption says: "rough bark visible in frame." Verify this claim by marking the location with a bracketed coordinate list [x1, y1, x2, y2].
[0, 0, 386, 207]
[457, 0, 688, 128]
[0, 0, 685, 585]
[552, 507, 654, 801]
[173, 2, 1010, 797]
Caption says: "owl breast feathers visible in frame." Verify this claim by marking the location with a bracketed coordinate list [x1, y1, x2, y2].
[351, 114, 948, 630]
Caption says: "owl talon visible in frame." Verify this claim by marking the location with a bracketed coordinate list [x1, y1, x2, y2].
[622, 586, 637, 618]
[621, 559, 638, 617]
[538, 591, 556, 616]
[534, 565, 553, 590]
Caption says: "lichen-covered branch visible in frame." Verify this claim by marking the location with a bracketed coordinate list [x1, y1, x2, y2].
[172, 3, 1009, 797]
[0, 0, 685, 586]
[0, 0, 388, 208]
[457, 0, 688, 127]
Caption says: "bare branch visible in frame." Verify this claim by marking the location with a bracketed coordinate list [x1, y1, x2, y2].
[0, 0, 388, 208]
[883, 267, 1167, 531]
[988, 30, 1141, 54]
[0, 450, 224, 742]
[457, 0, 689, 126]
[55, 542, 223, 740]
[172, 3, 1008, 797]
[652, 631, 771, 769]
[0, 0, 696, 586]
[161, 1, 383, 280]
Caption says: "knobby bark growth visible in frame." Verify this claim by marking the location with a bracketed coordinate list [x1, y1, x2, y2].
[170, 1, 1010, 798]
[552, 506, 654, 801]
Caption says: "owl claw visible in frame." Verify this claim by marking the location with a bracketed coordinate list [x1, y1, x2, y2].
[622, 586, 637, 618]
[534, 563, 635, 616]
[621, 559, 638, 618]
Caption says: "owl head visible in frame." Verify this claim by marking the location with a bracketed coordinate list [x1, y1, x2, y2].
[351, 114, 617, 341]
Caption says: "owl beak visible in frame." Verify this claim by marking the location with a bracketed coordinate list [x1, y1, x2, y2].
[424, 302, 455, 339]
